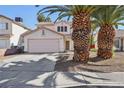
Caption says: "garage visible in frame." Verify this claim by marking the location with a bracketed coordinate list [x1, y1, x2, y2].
[28, 39, 60, 53]
[23, 27, 65, 53]
[0, 39, 9, 49]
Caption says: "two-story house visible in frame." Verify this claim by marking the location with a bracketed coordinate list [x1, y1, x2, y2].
[22, 21, 74, 53]
[22, 20, 122, 53]
[0, 15, 31, 49]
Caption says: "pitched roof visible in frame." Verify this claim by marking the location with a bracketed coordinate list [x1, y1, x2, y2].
[0, 15, 31, 31]
[55, 20, 72, 25]
[21, 26, 65, 37]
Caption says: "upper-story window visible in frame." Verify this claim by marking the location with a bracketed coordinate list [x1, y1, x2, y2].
[0, 23, 8, 30]
[57, 26, 60, 32]
[57, 26, 68, 32]
[61, 26, 63, 32]
[64, 26, 67, 32]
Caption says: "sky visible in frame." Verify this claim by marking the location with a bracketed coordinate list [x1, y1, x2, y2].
[0, 5, 124, 30]
[0, 5, 60, 29]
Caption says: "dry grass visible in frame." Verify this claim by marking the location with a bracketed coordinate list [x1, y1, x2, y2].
[55, 52, 124, 72]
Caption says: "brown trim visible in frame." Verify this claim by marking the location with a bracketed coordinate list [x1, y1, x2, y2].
[0, 34, 13, 38]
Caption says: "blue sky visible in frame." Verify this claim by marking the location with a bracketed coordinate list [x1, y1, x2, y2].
[0, 5, 60, 29]
[0, 5, 124, 30]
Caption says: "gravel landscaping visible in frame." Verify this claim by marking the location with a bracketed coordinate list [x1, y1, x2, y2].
[55, 51, 124, 72]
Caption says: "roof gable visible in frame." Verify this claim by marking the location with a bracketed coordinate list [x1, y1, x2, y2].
[22, 26, 65, 37]
[55, 20, 71, 25]
[0, 15, 31, 31]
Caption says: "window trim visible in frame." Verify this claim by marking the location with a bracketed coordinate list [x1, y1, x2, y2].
[64, 26, 67, 32]
[0, 22, 8, 30]
[61, 26, 63, 32]
[57, 26, 60, 32]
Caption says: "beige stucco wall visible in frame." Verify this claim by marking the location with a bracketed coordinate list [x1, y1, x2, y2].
[55, 21, 72, 34]
[0, 17, 12, 35]
[0, 37, 10, 49]
[24, 28, 65, 52]
[0, 17, 28, 48]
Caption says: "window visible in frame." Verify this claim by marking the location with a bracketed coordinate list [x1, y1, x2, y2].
[57, 26, 60, 32]
[64, 26, 67, 32]
[61, 26, 63, 32]
[57, 26, 67, 32]
[0, 23, 8, 30]
[42, 30, 45, 35]
[6, 23, 8, 30]
[114, 39, 119, 48]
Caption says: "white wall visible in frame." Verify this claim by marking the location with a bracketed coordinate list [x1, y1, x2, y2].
[24, 28, 65, 52]
[10, 23, 27, 46]
[0, 17, 12, 35]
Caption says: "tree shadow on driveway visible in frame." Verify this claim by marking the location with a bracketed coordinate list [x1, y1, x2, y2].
[0, 53, 110, 88]
[0, 57, 58, 88]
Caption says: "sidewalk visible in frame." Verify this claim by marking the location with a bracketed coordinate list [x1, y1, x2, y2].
[1, 71, 124, 88]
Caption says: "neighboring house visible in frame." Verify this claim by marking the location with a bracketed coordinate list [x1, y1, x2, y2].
[22, 21, 74, 53]
[114, 30, 124, 51]
[93, 30, 124, 51]
[0, 15, 31, 49]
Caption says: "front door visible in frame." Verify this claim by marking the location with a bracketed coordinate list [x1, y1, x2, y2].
[66, 41, 70, 50]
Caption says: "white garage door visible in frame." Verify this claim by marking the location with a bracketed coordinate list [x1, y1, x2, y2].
[28, 39, 60, 53]
[0, 39, 9, 49]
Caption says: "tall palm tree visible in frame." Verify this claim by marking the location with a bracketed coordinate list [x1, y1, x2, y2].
[37, 5, 97, 63]
[92, 5, 124, 59]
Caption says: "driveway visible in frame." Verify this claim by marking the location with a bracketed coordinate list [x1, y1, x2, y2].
[0, 53, 59, 87]
[0, 53, 59, 71]
[1, 52, 124, 88]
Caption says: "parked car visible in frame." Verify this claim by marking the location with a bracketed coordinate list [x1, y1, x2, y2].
[4, 46, 24, 56]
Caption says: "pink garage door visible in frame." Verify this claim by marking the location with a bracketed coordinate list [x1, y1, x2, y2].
[28, 39, 60, 53]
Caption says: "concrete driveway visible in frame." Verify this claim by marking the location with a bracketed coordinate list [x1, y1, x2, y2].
[0, 53, 59, 87]
[1, 52, 124, 88]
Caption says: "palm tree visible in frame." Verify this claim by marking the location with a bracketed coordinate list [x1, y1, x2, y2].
[37, 5, 97, 63]
[37, 14, 52, 22]
[45, 16, 52, 22]
[37, 14, 46, 22]
[93, 5, 124, 59]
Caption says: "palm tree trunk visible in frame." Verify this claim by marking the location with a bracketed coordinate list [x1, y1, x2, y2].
[97, 24, 115, 59]
[72, 12, 91, 63]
